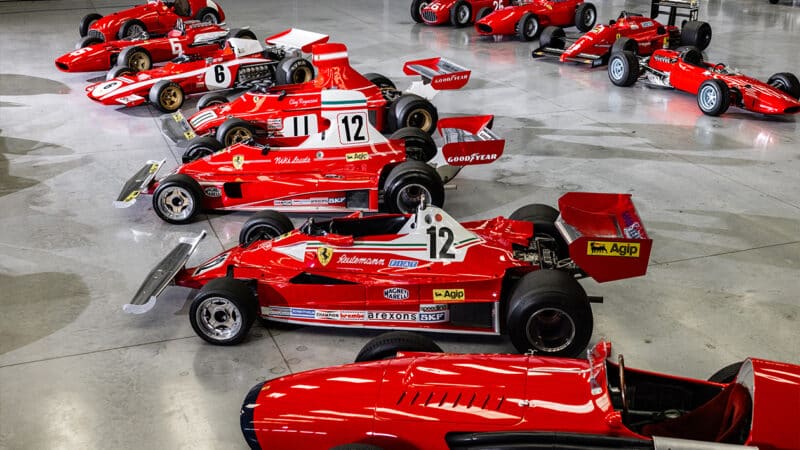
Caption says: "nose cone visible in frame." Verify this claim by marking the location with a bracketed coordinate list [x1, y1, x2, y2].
[241, 381, 265, 450]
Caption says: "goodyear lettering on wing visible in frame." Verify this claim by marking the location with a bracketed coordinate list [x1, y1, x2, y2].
[433, 289, 465, 302]
[587, 241, 640, 258]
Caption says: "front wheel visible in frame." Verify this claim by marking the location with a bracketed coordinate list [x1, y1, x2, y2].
[574, 3, 597, 32]
[539, 26, 566, 50]
[118, 19, 147, 40]
[182, 136, 224, 163]
[608, 51, 640, 87]
[152, 174, 203, 224]
[117, 46, 152, 72]
[382, 161, 444, 213]
[450, 0, 472, 27]
[697, 79, 731, 116]
[388, 94, 438, 134]
[239, 210, 294, 247]
[389, 127, 437, 162]
[196, 92, 229, 111]
[506, 270, 592, 357]
[76, 35, 102, 50]
[106, 65, 135, 81]
[148, 80, 185, 113]
[355, 331, 443, 362]
[517, 13, 540, 41]
[79, 13, 102, 37]
[216, 118, 256, 146]
[190, 278, 257, 345]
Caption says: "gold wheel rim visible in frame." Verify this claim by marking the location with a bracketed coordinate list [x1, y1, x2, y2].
[292, 67, 312, 84]
[160, 86, 183, 110]
[131, 52, 149, 71]
[407, 109, 433, 132]
[226, 127, 252, 146]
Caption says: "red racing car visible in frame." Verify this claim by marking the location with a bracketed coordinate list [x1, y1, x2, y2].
[163, 42, 471, 151]
[58, 20, 245, 74]
[85, 28, 326, 112]
[533, 0, 712, 67]
[240, 338, 800, 450]
[78, 0, 224, 46]
[411, 0, 513, 27]
[608, 47, 800, 116]
[475, 0, 597, 41]
[116, 90, 504, 221]
[123, 189, 651, 358]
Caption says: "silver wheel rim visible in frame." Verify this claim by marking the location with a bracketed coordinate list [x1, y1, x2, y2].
[396, 183, 431, 213]
[525, 307, 576, 353]
[699, 85, 718, 110]
[195, 296, 242, 341]
[525, 18, 538, 37]
[127, 23, 144, 37]
[201, 13, 218, 23]
[157, 185, 195, 221]
[457, 5, 469, 23]
[584, 10, 596, 28]
[610, 57, 625, 81]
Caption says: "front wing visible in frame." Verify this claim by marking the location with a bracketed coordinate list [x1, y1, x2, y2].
[114, 160, 165, 208]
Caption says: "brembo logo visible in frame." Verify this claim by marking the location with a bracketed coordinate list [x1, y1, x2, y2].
[446, 153, 499, 164]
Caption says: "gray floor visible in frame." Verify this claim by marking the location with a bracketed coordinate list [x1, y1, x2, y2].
[1, 0, 799, 448]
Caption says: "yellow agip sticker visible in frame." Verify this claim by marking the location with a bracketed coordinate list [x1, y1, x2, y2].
[433, 289, 465, 302]
[345, 152, 369, 162]
[587, 241, 640, 258]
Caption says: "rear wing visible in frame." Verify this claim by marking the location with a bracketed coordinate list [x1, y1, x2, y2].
[265, 28, 329, 53]
[438, 115, 504, 166]
[123, 231, 207, 314]
[403, 57, 471, 90]
[555, 192, 652, 282]
[650, 0, 699, 25]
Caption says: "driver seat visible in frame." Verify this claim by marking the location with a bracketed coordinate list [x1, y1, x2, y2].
[640, 383, 752, 444]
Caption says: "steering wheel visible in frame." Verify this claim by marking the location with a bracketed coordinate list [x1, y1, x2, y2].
[618, 354, 629, 418]
[714, 63, 726, 72]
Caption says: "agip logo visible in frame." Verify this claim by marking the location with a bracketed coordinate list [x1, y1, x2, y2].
[587, 241, 640, 258]
[433, 289, 465, 302]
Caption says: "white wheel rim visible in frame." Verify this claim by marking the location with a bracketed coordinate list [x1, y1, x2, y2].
[196, 297, 242, 340]
[525, 307, 576, 353]
[699, 85, 718, 110]
[458, 5, 469, 23]
[157, 185, 194, 221]
[128, 24, 144, 36]
[610, 58, 625, 81]
[525, 18, 538, 37]
[584, 10, 596, 27]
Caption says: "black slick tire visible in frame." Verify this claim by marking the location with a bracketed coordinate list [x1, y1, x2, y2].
[767, 72, 800, 99]
[230, 28, 257, 40]
[195, 7, 220, 23]
[697, 79, 731, 116]
[509, 203, 568, 259]
[608, 51, 640, 87]
[275, 56, 315, 85]
[388, 94, 438, 135]
[190, 278, 257, 346]
[505, 270, 591, 357]
[574, 3, 597, 32]
[476, 7, 493, 21]
[410, 0, 429, 23]
[382, 161, 444, 213]
[79, 13, 102, 37]
[182, 136, 224, 163]
[611, 36, 637, 55]
[239, 210, 294, 247]
[148, 80, 185, 113]
[106, 65, 135, 81]
[355, 331, 443, 362]
[450, 0, 472, 27]
[197, 93, 229, 111]
[389, 127, 437, 162]
[76, 35, 103, 50]
[681, 21, 712, 51]
[539, 26, 566, 50]
[216, 118, 256, 147]
[152, 174, 203, 224]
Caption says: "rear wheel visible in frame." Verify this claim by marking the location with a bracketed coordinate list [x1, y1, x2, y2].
[182, 136, 224, 163]
[117, 46, 152, 72]
[152, 174, 203, 224]
[574, 3, 597, 32]
[196, 93, 229, 111]
[389, 127, 437, 162]
[517, 13, 540, 41]
[410, 0, 430, 23]
[79, 13, 102, 37]
[681, 21, 712, 50]
[76, 35, 102, 50]
[118, 19, 147, 40]
[767, 72, 800, 99]
[230, 28, 257, 40]
[217, 118, 256, 146]
[148, 80, 185, 113]
[275, 56, 315, 85]
[364, 72, 398, 102]
[388, 94, 438, 135]
[611, 36, 638, 55]
[509, 203, 568, 259]
[539, 26, 566, 50]
[190, 278, 257, 345]
[608, 51, 640, 87]
[382, 161, 444, 213]
[697, 79, 730, 116]
[450, 0, 472, 27]
[355, 331, 443, 362]
[106, 65, 135, 81]
[239, 210, 294, 247]
[506, 270, 591, 357]
[195, 7, 220, 23]
[708, 361, 743, 383]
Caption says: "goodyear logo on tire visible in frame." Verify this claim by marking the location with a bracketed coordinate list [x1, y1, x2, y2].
[433, 288, 465, 302]
[587, 241, 640, 258]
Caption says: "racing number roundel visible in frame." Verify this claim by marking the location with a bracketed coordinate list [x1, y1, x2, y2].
[205, 64, 232, 89]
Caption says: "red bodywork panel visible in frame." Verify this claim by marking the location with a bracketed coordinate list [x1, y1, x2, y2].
[243, 343, 800, 450]
[420, 0, 512, 26]
[647, 48, 800, 115]
[57, 22, 227, 73]
[87, 0, 225, 43]
[561, 15, 675, 62]
[475, 0, 587, 36]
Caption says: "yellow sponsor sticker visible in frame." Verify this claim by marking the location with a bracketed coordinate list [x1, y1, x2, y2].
[184, 130, 197, 140]
[345, 152, 369, 162]
[317, 246, 333, 266]
[148, 163, 159, 174]
[123, 190, 140, 203]
[433, 288, 465, 302]
[172, 112, 184, 122]
[587, 241, 640, 258]
[233, 154, 244, 170]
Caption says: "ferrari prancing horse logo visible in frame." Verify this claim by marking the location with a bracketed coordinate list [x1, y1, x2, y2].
[317, 246, 333, 266]
[233, 155, 244, 170]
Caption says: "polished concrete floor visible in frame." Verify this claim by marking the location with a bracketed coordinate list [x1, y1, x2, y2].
[1, 0, 799, 448]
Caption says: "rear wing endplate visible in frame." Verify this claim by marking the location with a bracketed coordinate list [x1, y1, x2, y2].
[266, 28, 330, 53]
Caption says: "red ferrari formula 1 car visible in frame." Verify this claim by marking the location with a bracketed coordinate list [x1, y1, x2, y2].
[57, 20, 246, 74]
[123, 190, 652, 358]
[78, 0, 224, 46]
[608, 47, 800, 116]
[163, 42, 471, 150]
[116, 90, 504, 220]
[411, 0, 513, 27]
[85, 28, 326, 112]
[475, 0, 597, 41]
[240, 338, 800, 450]
[533, 0, 712, 67]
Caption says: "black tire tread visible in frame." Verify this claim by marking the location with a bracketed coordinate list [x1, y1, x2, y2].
[355, 331, 443, 363]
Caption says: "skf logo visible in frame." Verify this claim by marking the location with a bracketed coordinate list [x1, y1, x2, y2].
[587, 241, 640, 258]
[384, 288, 410, 300]
[345, 152, 369, 162]
[232, 155, 244, 170]
[317, 246, 334, 266]
[433, 289, 465, 302]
